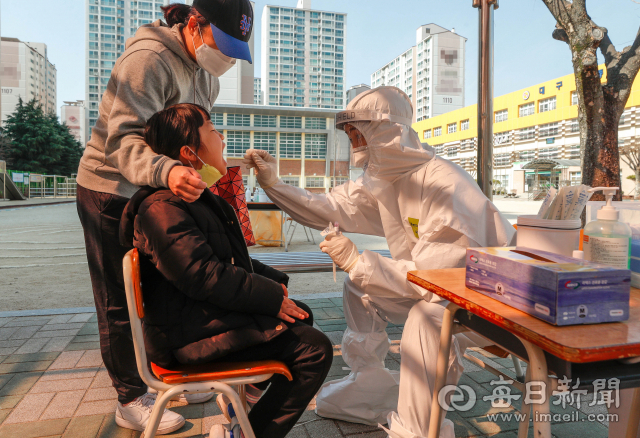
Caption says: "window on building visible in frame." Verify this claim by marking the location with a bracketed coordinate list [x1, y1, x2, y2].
[446, 146, 458, 158]
[305, 176, 325, 188]
[434, 127, 442, 137]
[305, 134, 327, 159]
[461, 120, 469, 131]
[330, 176, 349, 187]
[305, 117, 327, 129]
[539, 96, 557, 113]
[494, 153, 512, 167]
[519, 102, 535, 117]
[280, 116, 302, 128]
[424, 130, 432, 139]
[448, 123, 457, 134]
[570, 171, 581, 184]
[518, 126, 536, 140]
[225, 131, 251, 157]
[462, 139, 477, 151]
[539, 122, 559, 138]
[254, 115, 276, 128]
[567, 145, 581, 159]
[518, 150, 536, 162]
[568, 118, 579, 133]
[280, 133, 302, 158]
[253, 132, 277, 156]
[433, 144, 444, 154]
[538, 147, 559, 159]
[225, 114, 250, 126]
[571, 91, 578, 106]
[494, 131, 511, 146]
[211, 113, 224, 126]
[281, 176, 300, 187]
[495, 109, 508, 123]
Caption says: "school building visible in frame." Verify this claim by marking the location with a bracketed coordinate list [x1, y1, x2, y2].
[412, 66, 640, 197]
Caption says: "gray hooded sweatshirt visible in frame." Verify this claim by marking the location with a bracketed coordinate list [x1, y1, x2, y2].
[77, 20, 220, 199]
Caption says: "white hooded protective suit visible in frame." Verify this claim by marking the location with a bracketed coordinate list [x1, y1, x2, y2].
[253, 87, 515, 436]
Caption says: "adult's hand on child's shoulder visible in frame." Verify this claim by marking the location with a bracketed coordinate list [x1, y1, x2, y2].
[277, 297, 308, 323]
[168, 166, 207, 203]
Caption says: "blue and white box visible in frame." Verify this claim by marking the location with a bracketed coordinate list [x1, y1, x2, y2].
[465, 247, 630, 326]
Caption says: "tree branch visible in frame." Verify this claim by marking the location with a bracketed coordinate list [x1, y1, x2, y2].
[553, 27, 570, 44]
[610, 26, 640, 102]
[599, 32, 620, 67]
[573, 0, 587, 15]
[542, 0, 573, 28]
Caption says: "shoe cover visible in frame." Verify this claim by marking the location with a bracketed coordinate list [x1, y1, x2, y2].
[381, 411, 454, 438]
[341, 328, 390, 371]
[316, 366, 400, 425]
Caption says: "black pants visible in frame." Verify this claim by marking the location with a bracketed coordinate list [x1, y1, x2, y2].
[77, 185, 146, 404]
[219, 320, 332, 438]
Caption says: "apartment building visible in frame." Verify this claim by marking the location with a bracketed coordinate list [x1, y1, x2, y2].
[371, 24, 465, 123]
[1, 37, 57, 123]
[260, 0, 346, 109]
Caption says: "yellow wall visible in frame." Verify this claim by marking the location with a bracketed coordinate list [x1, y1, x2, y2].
[413, 65, 640, 144]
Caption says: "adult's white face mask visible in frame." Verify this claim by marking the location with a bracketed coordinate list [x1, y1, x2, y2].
[192, 26, 236, 77]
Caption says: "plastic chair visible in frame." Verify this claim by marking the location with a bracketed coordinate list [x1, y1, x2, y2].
[122, 248, 293, 438]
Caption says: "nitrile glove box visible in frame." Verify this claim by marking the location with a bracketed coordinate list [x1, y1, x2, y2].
[465, 247, 630, 326]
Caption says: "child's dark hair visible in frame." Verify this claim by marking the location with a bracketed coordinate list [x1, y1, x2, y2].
[144, 103, 211, 159]
[161, 3, 209, 27]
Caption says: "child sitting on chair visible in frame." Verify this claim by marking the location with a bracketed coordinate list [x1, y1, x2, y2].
[119, 103, 333, 438]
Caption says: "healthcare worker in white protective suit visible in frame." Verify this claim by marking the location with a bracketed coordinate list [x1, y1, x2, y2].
[243, 86, 516, 437]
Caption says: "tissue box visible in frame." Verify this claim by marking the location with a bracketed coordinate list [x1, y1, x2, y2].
[465, 247, 630, 325]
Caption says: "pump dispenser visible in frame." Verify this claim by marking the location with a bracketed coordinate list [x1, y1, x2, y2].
[582, 187, 632, 269]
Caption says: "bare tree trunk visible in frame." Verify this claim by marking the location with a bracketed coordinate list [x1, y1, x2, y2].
[635, 168, 640, 200]
[543, 0, 640, 206]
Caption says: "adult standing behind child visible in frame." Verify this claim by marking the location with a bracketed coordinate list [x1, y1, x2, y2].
[76, 0, 255, 432]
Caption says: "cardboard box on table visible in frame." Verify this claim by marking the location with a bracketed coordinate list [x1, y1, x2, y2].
[465, 247, 630, 326]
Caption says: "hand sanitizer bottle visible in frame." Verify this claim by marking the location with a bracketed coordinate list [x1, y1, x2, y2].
[583, 187, 632, 269]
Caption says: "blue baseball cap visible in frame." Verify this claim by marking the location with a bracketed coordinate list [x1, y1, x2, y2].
[193, 0, 254, 64]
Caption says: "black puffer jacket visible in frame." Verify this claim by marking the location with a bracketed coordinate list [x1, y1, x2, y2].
[120, 187, 289, 368]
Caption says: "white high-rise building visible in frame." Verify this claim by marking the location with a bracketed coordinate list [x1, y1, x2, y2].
[61, 100, 87, 147]
[261, 0, 346, 109]
[85, 0, 166, 138]
[371, 24, 466, 123]
[254, 77, 263, 105]
[1, 37, 57, 124]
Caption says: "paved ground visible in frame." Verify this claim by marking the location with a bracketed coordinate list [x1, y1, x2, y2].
[2, 196, 614, 437]
[0, 302, 610, 438]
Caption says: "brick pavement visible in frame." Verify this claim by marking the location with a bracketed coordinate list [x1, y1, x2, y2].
[0, 298, 610, 438]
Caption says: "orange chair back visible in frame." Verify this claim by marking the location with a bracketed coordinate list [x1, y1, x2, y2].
[131, 248, 145, 319]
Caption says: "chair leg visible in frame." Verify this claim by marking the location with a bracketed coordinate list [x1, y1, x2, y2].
[512, 354, 525, 383]
[142, 389, 175, 438]
[218, 384, 257, 438]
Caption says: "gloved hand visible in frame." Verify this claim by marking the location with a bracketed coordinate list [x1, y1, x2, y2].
[242, 149, 279, 189]
[319, 233, 360, 273]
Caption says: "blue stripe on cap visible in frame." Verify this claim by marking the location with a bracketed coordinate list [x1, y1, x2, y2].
[210, 24, 252, 64]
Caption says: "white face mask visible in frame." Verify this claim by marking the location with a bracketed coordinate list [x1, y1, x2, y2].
[192, 26, 236, 77]
[350, 145, 369, 168]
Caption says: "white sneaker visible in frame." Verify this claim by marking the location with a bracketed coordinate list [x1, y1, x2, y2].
[210, 423, 243, 438]
[115, 393, 185, 435]
[216, 393, 237, 423]
[148, 387, 214, 404]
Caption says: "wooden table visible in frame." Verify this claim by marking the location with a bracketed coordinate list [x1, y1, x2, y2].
[408, 268, 640, 438]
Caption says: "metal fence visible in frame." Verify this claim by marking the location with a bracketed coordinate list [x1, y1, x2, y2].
[4, 169, 77, 199]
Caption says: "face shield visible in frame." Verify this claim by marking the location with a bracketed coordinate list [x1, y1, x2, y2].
[336, 109, 413, 175]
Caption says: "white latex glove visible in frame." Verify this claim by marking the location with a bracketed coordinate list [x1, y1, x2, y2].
[319, 233, 360, 273]
[242, 149, 279, 188]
